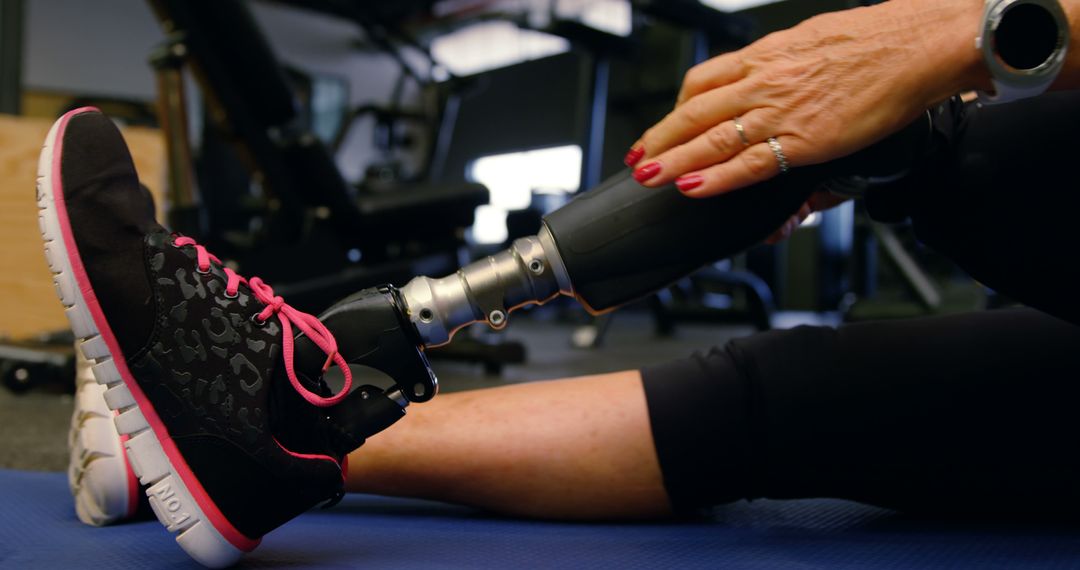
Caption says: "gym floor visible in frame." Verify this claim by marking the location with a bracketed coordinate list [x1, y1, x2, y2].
[0, 309, 747, 473]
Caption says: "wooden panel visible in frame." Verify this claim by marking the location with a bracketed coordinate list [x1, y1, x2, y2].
[0, 113, 165, 340]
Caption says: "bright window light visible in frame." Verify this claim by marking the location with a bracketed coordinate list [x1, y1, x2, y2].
[472, 205, 511, 245]
[431, 20, 570, 77]
[557, 0, 633, 36]
[468, 145, 582, 244]
[699, 0, 784, 12]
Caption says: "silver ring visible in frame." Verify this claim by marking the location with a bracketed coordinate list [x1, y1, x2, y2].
[767, 137, 789, 173]
[732, 116, 750, 147]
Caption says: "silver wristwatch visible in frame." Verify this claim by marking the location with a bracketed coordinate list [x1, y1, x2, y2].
[976, 0, 1069, 104]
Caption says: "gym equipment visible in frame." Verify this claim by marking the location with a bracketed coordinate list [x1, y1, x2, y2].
[145, 0, 536, 374]
[0, 332, 74, 395]
[145, 0, 489, 310]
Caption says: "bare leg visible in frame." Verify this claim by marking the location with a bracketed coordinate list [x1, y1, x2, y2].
[345, 371, 673, 520]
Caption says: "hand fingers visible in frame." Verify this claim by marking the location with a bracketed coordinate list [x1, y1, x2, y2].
[632, 109, 777, 188]
[675, 135, 798, 198]
[676, 52, 749, 107]
[638, 82, 750, 163]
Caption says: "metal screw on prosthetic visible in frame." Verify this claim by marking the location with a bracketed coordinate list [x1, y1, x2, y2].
[399, 228, 571, 348]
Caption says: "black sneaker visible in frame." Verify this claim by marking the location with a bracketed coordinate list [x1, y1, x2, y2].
[37, 107, 357, 567]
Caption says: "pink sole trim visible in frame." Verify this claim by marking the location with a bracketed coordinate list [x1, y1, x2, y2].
[50, 107, 258, 552]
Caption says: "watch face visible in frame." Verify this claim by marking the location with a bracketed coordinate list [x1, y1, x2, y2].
[994, 2, 1063, 71]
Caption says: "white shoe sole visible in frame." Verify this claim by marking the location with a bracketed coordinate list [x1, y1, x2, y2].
[37, 108, 256, 568]
[67, 347, 139, 526]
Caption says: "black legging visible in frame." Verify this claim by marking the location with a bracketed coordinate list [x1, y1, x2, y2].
[642, 91, 1080, 515]
[644, 308, 1080, 515]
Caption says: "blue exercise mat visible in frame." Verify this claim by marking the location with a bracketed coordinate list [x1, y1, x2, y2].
[2, 468, 1080, 568]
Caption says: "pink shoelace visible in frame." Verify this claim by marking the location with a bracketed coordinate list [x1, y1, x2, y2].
[173, 236, 351, 407]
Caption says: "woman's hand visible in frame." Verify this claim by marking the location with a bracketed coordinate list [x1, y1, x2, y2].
[626, 0, 985, 199]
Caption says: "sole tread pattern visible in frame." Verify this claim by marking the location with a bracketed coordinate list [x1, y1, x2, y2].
[67, 353, 130, 527]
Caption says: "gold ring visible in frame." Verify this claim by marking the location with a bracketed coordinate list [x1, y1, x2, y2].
[733, 116, 750, 147]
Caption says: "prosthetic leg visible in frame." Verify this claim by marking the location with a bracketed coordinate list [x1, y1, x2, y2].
[300, 105, 941, 447]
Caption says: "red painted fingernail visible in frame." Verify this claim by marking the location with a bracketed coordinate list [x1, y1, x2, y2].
[633, 162, 661, 183]
[624, 146, 645, 167]
[675, 174, 704, 192]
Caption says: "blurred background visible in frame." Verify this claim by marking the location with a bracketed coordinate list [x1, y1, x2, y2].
[0, 0, 992, 470]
